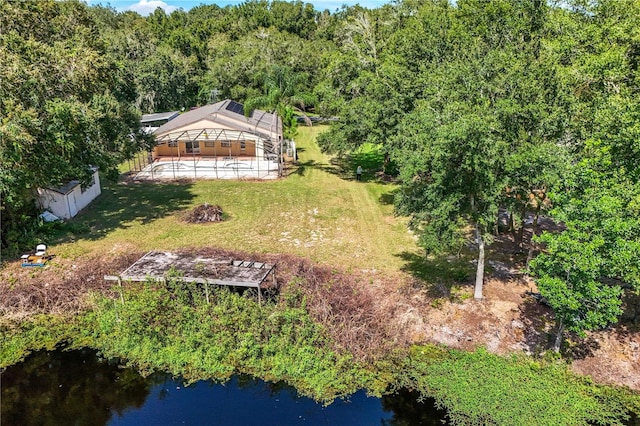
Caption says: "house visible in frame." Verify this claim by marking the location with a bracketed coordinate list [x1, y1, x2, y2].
[36, 168, 101, 220]
[140, 111, 179, 134]
[152, 100, 283, 163]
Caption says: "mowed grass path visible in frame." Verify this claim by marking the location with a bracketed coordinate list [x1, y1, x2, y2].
[57, 126, 420, 271]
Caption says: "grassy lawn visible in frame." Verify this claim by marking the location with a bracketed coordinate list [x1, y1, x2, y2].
[53, 126, 421, 272]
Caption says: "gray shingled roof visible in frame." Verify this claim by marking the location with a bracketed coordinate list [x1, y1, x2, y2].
[141, 111, 180, 123]
[154, 100, 282, 140]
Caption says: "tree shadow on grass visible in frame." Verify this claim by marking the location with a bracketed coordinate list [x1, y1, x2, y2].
[378, 191, 396, 205]
[288, 159, 320, 177]
[50, 179, 196, 243]
[284, 157, 339, 177]
[287, 144, 398, 185]
[329, 152, 385, 183]
[319, 147, 400, 184]
[395, 251, 474, 299]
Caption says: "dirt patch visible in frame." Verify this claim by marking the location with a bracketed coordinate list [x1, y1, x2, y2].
[570, 326, 640, 390]
[414, 276, 546, 354]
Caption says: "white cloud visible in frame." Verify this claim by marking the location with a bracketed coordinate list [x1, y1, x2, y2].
[127, 0, 178, 15]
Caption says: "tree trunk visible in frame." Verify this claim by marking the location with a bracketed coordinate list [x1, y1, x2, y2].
[474, 225, 485, 300]
[526, 192, 546, 268]
[517, 204, 526, 246]
[553, 318, 565, 353]
[525, 207, 540, 268]
[383, 152, 390, 174]
[509, 211, 515, 235]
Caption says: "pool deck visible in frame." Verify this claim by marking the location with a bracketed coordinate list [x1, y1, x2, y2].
[135, 157, 280, 180]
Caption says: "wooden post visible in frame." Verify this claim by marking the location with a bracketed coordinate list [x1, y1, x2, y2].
[272, 266, 277, 288]
[114, 298, 120, 322]
[118, 277, 125, 305]
[205, 280, 210, 304]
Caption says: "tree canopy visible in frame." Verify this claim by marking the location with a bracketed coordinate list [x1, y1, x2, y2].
[0, 0, 152, 254]
[315, 0, 640, 336]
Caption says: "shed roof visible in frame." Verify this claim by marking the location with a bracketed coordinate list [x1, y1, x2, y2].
[45, 167, 99, 195]
[48, 180, 81, 195]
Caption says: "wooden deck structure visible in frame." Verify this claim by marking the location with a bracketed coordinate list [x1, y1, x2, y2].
[104, 251, 276, 303]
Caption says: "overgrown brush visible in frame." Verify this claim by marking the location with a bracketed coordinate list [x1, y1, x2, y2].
[1, 247, 411, 364]
[276, 256, 414, 361]
[172, 248, 414, 362]
[0, 252, 141, 318]
[79, 277, 380, 402]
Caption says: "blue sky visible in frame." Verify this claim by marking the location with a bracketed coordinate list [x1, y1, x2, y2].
[87, 0, 390, 15]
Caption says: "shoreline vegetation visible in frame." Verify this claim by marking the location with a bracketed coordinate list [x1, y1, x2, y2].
[1, 273, 639, 425]
[2, 127, 639, 425]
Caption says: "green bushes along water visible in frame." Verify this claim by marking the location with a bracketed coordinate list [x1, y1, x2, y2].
[2, 278, 638, 426]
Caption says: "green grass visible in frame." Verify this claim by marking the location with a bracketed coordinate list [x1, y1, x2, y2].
[52, 126, 420, 271]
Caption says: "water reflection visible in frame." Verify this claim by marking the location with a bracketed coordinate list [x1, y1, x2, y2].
[381, 390, 448, 426]
[1, 349, 153, 425]
[1, 350, 449, 425]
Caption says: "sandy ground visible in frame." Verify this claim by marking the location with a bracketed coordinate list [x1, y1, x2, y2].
[411, 274, 640, 391]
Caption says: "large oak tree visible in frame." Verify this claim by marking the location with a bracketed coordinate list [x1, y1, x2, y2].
[0, 1, 151, 255]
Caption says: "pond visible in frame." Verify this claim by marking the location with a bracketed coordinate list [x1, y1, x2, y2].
[1, 349, 449, 425]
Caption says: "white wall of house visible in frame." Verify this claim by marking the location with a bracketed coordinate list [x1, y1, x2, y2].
[37, 170, 101, 220]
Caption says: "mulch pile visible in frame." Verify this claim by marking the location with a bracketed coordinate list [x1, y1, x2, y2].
[183, 203, 224, 223]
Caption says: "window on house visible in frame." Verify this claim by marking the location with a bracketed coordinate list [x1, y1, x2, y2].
[240, 141, 246, 151]
[185, 141, 200, 154]
[204, 141, 215, 148]
[221, 140, 231, 147]
[168, 140, 178, 147]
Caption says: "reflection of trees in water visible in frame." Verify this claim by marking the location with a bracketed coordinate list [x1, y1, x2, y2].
[381, 389, 449, 426]
[2, 350, 453, 426]
[1, 349, 153, 426]
[233, 374, 299, 400]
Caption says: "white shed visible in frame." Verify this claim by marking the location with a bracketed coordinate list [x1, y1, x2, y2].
[36, 169, 101, 220]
